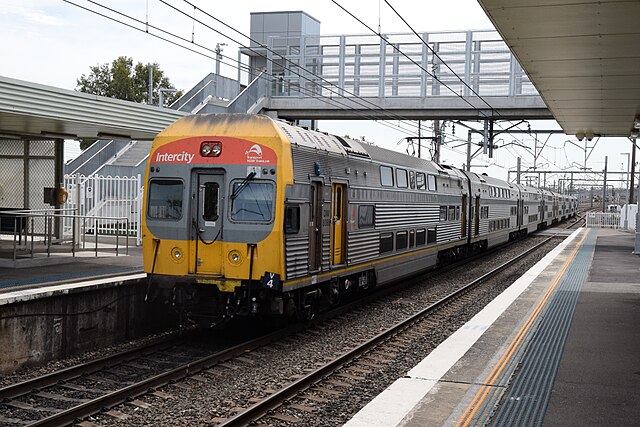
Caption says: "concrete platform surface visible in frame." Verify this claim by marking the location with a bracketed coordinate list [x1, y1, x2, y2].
[543, 229, 640, 427]
[346, 228, 640, 426]
[0, 246, 143, 296]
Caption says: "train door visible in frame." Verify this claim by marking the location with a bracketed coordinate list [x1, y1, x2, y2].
[520, 199, 525, 227]
[474, 195, 480, 235]
[461, 194, 467, 238]
[192, 172, 224, 274]
[331, 183, 346, 265]
[516, 198, 522, 228]
[308, 181, 323, 272]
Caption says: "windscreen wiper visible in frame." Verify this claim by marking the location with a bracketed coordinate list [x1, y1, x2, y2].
[230, 171, 256, 200]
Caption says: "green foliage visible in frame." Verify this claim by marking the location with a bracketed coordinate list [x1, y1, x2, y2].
[79, 138, 97, 151]
[76, 56, 184, 106]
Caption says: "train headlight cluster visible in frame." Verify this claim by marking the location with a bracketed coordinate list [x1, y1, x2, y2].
[201, 141, 222, 157]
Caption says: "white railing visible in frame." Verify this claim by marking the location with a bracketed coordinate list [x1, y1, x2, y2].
[265, 30, 535, 99]
[0, 208, 130, 261]
[63, 174, 142, 245]
[586, 212, 620, 229]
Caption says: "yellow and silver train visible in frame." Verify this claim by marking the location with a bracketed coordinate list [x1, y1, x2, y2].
[142, 113, 577, 324]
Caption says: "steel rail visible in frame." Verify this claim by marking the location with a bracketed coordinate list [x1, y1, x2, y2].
[218, 236, 556, 426]
[0, 333, 183, 401]
[24, 323, 309, 427]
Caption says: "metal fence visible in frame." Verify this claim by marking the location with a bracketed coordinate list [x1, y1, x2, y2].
[63, 174, 142, 245]
[0, 208, 130, 261]
[586, 212, 621, 229]
[262, 30, 535, 99]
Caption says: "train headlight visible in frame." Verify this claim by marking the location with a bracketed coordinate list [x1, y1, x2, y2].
[201, 141, 222, 157]
[171, 247, 184, 263]
[228, 250, 242, 265]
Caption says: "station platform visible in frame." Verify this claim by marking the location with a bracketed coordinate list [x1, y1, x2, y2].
[0, 246, 144, 302]
[346, 227, 640, 426]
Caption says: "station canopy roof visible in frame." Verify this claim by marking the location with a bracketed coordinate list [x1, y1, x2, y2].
[477, 0, 640, 138]
[0, 76, 187, 141]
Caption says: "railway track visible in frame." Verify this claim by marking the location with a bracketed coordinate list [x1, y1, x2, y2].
[0, 229, 569, 426]
[0, 325, 308, 427]
[0, 334, 199, 426]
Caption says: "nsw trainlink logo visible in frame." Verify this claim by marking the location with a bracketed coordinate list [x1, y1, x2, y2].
[245, 144, 263, 157]
[245, 144, 268, 164]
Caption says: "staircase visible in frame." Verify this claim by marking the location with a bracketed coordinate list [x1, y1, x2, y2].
[95, 141, 151, 178]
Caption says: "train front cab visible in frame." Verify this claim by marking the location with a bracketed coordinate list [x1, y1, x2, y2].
[143, 114, 295, 324]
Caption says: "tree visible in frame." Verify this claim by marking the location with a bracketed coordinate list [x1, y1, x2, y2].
[76, 56, 183, 106]
[77, 57, 184, 150]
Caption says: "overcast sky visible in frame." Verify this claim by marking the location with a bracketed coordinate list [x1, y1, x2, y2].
[1, 0, 636, 187]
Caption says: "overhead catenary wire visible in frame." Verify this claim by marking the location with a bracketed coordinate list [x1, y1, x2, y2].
[165, 0, 442, 136]
[381, 0, 536, 141]
[169, 0, 481, 152]
[63, 0, 422, 138]
[330, 0, 536, 144]
[96, 0, 438, 140]
[66, 0, 531, 169]
[66, 0, 482, 149]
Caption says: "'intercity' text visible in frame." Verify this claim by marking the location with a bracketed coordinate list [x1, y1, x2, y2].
[155, 152, 195, 163]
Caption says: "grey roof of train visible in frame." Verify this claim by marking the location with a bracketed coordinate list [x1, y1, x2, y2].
[354, 141, 443, 174]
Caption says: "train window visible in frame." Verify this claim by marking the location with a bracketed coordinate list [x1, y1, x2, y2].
[230, 181, 274, 222]
[427, 175, 437, 191]
[396, 169, 408, 188]
[448, 205, 456, 221]
[427, 228, 437, 244]
[358, 205, 374, 228]
[480, 206, 489, 219]
[203, 182, 219, 222]
[147, 179, 183, 220]
[380, 232, 394, 253]
[416, 172, 426, 190]
[284, 205, 300, 234]
[409, 171, 415, 189]
[439, 206, 448, 221]
[409, 230, 415, 247]
[380, 166, 394, 187]
[456, 206, 460, 220]
[396, 231, 408, 250]
[416, 229, 426, 246]
[334, 187, 342, 221]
